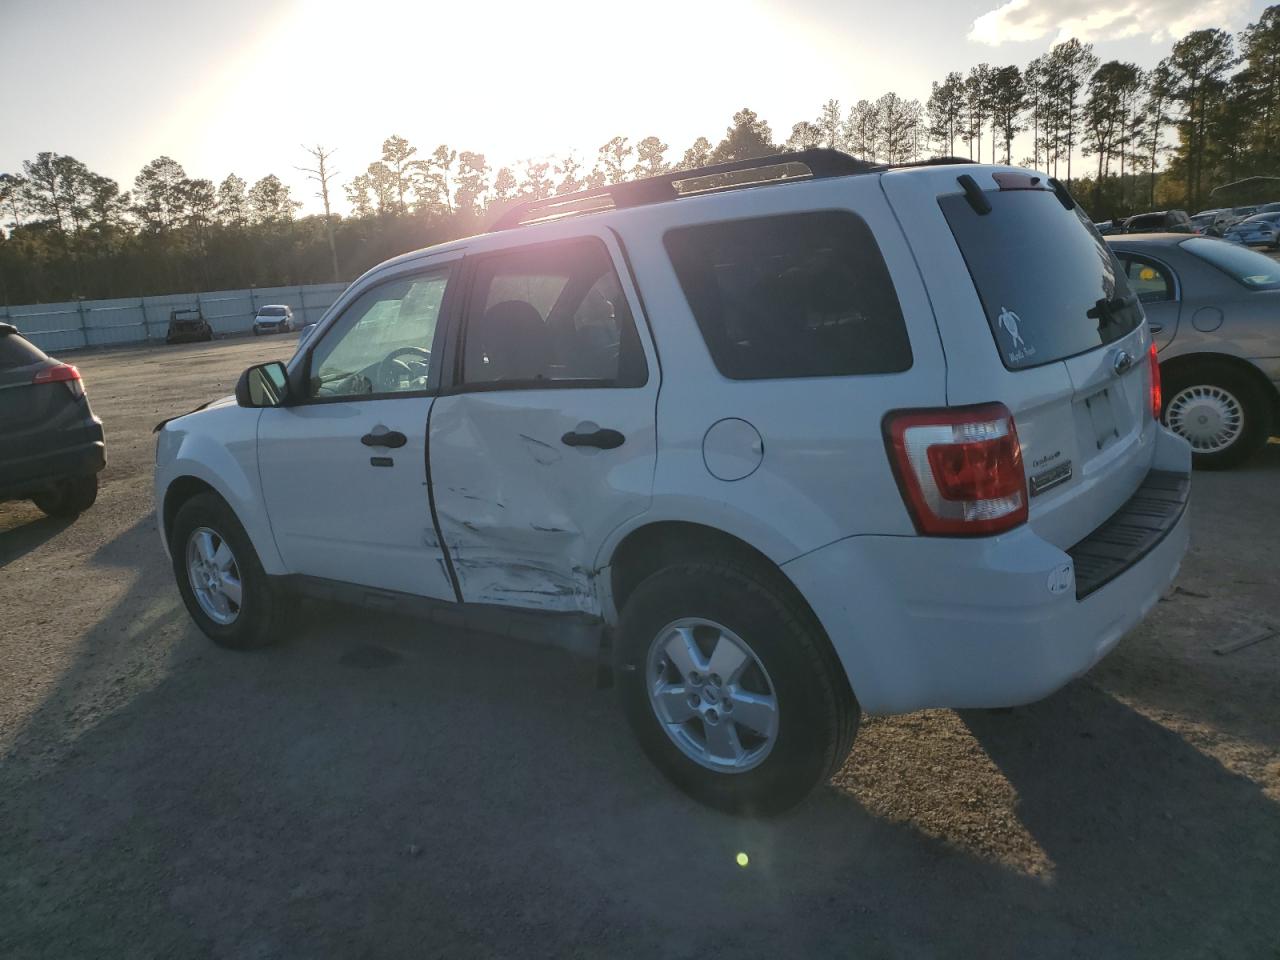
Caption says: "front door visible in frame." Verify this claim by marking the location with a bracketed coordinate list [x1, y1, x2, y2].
[428, 234, 659, 613]
[257, 262, 458, 600]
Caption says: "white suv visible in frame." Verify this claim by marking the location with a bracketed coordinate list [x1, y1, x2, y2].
[154, 151, 1192, 814]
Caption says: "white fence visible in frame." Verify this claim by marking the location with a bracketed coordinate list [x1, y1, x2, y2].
[1, 282, 350, 354]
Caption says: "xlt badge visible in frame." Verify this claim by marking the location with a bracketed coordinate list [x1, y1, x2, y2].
[1029, 459, 1073, 496]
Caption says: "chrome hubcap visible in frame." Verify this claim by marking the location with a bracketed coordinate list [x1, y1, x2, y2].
[185, 526, 242, 625]
[646, 618, 779, 773]
[1165, 385, 1244, 452]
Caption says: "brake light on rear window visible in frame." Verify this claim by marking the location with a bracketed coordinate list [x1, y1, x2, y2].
[883, 403, 1028, 536]
[1148, 342, 1161, 420]
[32, 363, 84, 399]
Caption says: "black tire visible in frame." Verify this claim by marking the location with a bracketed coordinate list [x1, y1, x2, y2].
[617, 559, 859, 816]
[32, 474, 98, 518]
[169, 491, 289, 650]
[1162, 360, 1274, 470]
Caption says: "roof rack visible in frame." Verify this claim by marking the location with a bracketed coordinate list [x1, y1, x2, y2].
[488, 148, 879, 232]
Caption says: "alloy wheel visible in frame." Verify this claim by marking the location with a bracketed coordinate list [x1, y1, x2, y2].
[646, 618, 779, 773]
[185, 526, 243, 625]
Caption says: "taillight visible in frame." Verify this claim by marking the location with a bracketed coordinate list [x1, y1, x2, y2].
[1148, 341, 1161, 420]
[32, 363, 84, 398]
[883, 403, 1028, 537]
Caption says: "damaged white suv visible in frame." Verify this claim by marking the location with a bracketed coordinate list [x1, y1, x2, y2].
[155, 151, 1191, 814]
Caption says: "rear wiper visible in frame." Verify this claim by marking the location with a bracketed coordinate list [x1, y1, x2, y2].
[1087, 294, 1136, 324]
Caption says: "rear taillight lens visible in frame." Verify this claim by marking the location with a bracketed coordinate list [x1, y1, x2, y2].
[1148, 342, 1161, 420]
[32, 363, 84, 398]
[884, 403, 1028, 537]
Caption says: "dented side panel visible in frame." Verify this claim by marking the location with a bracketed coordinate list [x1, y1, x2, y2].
[428, 391, 658, 613]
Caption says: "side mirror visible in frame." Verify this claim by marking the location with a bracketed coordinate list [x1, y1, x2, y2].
[235, 361, 290, 408]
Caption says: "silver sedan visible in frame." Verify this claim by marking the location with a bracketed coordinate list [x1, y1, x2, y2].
[1106, 234, 1280, 468]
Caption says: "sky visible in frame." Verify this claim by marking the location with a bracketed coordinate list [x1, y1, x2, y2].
[0, 0, 1271, 216]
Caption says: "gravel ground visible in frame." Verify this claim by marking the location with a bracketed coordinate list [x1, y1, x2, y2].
[1, 334, 1278, 959]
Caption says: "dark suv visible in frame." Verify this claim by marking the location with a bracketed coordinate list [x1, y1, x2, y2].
[1122, 210, 1193, 233]
[0, 324, 105, 517]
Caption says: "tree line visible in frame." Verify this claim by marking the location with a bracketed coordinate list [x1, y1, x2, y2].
[3, 6, 1277, 306]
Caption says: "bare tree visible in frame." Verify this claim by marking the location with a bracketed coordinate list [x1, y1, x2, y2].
[298, 144, 341, 280]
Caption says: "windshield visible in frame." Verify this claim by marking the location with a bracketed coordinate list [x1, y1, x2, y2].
[1181, 237, 1280, 290]
[941, 188, 1143, 370]
[258, 306, 287, 317]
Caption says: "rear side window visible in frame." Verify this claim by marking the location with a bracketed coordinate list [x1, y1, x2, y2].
[1118, 254, 1175, 303]
[0, 332, 46, 370]
[663, 211, 912, 380]
[941, 189, 1142, 370]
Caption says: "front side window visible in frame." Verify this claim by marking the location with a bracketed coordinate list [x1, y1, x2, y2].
[308, 268, 450, 398]
[461, 239, 646, 388]
[1119, 255, 1175, 303]
[663, 211, 912, 380]
[1181, 237, 1280, 290]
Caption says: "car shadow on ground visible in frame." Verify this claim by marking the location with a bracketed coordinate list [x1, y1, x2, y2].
[2, 520, 1278, 958]
[0, 508, 75, 569]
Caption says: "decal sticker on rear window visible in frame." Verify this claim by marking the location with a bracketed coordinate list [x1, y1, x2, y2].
[997, 306, 1036, 365]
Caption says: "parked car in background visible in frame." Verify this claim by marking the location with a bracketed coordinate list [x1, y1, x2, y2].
[1190, 209, 1232, 236]
[1107, 233, 1280, 468]
[156, 153, 1191, 814]
[252, 304, 295, 336]
[1230, 205, 1260, 223]
[165, 307, 213, 344]
[1123, 210, 1193, 233]
[1256, 201, 1280, 213]
[1223, 212, 1280, 250]
[0, 323, 105, 517]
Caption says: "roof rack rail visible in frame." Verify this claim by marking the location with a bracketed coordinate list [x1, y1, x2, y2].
[488, 148, 879, 232]
[889, 156, 976, 168]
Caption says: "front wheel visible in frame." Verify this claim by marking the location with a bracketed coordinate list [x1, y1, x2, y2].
[617, 560, 858, 815]
[1162, 361, 1273, 469]
[169, 492, 289, 649]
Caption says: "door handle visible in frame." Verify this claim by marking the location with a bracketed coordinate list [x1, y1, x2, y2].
[361, 429, 407, 448]
[561, 428, 625, 450]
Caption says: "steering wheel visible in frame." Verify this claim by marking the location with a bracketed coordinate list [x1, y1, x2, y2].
[375, 346, 431, 391]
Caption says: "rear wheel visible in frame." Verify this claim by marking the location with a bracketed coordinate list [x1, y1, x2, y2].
[617, 559, 858, 815]
[1162, 361, 1273, 469]
[170, 492, 288, 649]
[32, 474, 98, 518]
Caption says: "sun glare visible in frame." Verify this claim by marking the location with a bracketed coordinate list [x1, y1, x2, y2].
[166, 0, 868, 211]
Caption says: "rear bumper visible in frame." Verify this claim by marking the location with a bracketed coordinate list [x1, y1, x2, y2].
[0, 430, 105, 500]
[783, 427, 1192, 714]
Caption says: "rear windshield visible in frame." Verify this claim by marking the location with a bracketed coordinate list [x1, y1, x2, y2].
[0, 331, 46, 370]
[663, 211, 912, 380]
[940, 189, 1143, 370]
[258, 306, 288, 316]
[1181, 237, 1280, 290]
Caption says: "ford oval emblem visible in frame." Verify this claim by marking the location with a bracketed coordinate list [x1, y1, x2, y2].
[1113, 350, 1134, 375]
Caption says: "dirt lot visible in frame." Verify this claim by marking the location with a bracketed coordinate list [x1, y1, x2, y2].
[1, 335, 1278, 959]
